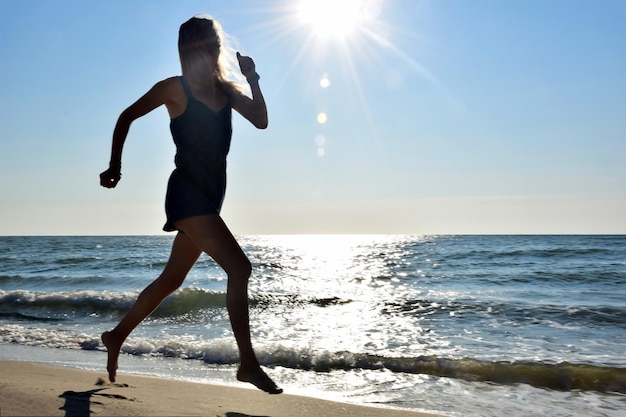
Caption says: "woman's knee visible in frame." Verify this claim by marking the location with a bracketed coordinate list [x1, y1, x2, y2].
[241, 257, 252, 277]
[227, 258, 252, 289]
[233, 257, 252, 280]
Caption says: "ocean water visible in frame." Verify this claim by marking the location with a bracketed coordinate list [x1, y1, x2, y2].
[0, 234, 625, 416]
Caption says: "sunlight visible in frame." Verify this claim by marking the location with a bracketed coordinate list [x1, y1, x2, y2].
[297, 0, 368, 39]
[270, 235, 368, 285]
[242, 0, 439, 161]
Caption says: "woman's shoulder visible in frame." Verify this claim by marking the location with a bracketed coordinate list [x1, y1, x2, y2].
[156, 76, 183, 90]
[151, 77, 187, 102]
[150, 77, 186, 118]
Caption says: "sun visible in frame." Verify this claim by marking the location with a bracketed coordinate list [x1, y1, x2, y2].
[297, 0, 369, 40]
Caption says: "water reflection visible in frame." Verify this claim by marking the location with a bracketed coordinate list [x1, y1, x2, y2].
[243, 235, 458, 358]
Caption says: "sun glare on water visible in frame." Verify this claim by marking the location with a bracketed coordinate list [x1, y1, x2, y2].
[298, 0, 371, 40]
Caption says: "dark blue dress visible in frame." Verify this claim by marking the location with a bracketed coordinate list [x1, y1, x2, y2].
[163, 76, 232, 232]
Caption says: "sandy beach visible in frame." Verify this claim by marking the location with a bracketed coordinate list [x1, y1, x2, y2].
[0, 361, 445, 417]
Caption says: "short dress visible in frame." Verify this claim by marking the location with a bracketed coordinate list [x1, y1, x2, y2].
[163, 76, 232, 232]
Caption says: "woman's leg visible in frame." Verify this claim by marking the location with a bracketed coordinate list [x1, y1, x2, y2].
[174, 214, 282, 394]
[102, 232, 202, 382]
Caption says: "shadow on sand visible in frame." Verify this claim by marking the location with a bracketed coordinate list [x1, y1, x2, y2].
[59, 387, 129, 417]
[58, 386, 269, 417]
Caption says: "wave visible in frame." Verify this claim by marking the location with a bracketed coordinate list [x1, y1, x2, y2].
[439, 245, 619, 263]
[0, 289, 351, 320]
[358, 354, 626, 394]
[0, 289, 139, 318]
[3, 287, 624, 330]
[1, 324, 624, 394]
[382, 298, 626, 327]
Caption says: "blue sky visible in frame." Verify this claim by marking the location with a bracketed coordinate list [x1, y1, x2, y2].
[1, 0, 624, 235]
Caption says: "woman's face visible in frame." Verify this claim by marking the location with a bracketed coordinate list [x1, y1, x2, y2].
[201, 37, 220, 68]
[179, 22, 221, 75]
[182, 40, 219, 75]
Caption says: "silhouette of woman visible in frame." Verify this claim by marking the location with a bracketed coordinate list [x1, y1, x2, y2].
[99, 15, 282, 394]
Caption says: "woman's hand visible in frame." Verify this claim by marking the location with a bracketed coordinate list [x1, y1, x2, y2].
[236, 52, 259, 82]
[100, 167, 122, 188]
[232, 52, 267, 129]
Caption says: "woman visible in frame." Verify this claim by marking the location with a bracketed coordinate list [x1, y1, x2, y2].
[99, 15, 282, 394]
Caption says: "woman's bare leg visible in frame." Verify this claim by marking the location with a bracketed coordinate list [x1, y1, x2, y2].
[175, 214, 282, 394]
[101, 232, 202, 382]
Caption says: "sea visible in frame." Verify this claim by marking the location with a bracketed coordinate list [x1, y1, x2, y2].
[0, 234, 625, 417]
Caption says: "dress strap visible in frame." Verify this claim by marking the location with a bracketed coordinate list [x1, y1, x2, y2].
[179, 76, 193, 98]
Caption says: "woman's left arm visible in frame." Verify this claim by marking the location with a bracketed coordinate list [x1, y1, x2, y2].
[232, 52, 268, 129]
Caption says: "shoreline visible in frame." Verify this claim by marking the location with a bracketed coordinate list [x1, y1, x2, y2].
[0, 360, 447, 417]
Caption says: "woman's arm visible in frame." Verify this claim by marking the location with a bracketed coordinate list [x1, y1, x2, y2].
[231, 52, 268, 129]
[100, 78, 178, 188]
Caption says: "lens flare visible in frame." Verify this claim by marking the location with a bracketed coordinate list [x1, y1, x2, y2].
[315, 134, 326, 157]
[320, 74, 331, 88]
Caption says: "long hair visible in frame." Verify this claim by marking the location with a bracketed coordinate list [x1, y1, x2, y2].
[178, 15, 244, 94]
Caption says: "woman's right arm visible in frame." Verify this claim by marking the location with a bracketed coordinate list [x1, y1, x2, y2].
[100, 78, 177, 188]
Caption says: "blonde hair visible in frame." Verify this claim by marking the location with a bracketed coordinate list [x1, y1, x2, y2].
[178, 15, 245, 94]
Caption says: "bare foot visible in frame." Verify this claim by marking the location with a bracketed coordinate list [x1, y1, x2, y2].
[101, 331, 121, 383]
[237, 366, 283, 394]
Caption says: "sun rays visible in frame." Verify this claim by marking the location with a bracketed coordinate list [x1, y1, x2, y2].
[235, 1, 438, 158]
[291, 0, 395, 157]
[297, 0, 373, 40]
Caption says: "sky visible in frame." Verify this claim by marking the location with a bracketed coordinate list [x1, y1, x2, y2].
[1, 0, 625, 236]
